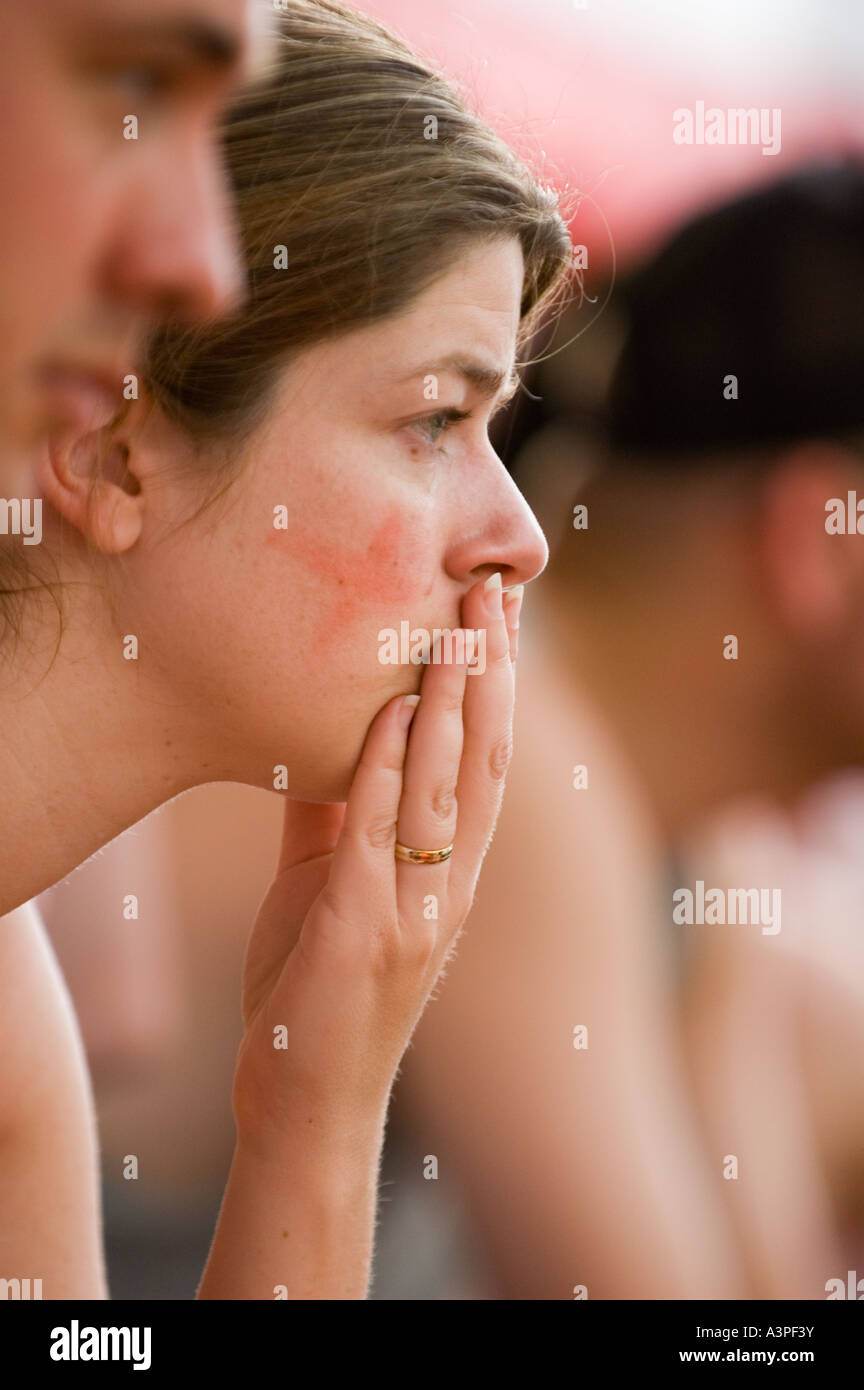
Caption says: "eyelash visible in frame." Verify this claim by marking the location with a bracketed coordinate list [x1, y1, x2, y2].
[412, 408, 473, 449]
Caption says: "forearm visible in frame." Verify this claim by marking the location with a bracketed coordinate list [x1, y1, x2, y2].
[197, 1131, 386, 1300]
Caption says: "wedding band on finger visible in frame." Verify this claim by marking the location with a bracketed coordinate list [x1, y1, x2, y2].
[394, 841, 454, 865]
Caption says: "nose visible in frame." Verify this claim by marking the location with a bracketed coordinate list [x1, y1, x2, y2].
[98, 140, 246, 325]
[447, 463, 550, 590]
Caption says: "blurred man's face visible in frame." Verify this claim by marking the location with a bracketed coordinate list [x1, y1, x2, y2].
[0, 0, 252, 479]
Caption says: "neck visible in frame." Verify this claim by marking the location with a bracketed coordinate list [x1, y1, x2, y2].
[0, 591, 206, 915]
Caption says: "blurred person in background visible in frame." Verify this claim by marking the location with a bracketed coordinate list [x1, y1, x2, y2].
[396, 160, 864, 1299]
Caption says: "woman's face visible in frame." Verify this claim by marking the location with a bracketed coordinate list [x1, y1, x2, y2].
[122, 237, 548, 798]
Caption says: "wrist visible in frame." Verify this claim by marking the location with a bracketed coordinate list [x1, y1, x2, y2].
[233, 1108, 388, 1176]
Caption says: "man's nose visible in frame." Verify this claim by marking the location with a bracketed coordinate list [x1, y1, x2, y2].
[98, 150, 246, 325]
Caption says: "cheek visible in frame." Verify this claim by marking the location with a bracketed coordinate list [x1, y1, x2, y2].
[266, 502, 434, 635]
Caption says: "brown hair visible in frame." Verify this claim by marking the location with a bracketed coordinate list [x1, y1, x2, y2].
[143, 0, 573, 447]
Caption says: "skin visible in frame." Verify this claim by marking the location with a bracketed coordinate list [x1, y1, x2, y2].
[401, 444, 864, 1298]
[0, 904, 105, 1298]
[0, 0, 262, 483]
[0, 235, 546, 1297]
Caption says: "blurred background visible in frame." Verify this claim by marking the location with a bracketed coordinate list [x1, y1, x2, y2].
[39, 0, 864, 1298]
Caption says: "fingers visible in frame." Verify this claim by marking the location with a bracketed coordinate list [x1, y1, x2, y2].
[318, 580, 523, 943]
[449, 572, 516, 898]
[503, 584, 523, 664]
[395, 629, 471, 895]
[323, 693, 419, 918]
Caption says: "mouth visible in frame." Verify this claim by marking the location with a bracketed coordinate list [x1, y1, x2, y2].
[37, 361, 126, 433]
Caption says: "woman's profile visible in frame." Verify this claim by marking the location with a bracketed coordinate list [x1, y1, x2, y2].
[0, 0, 572, 1298]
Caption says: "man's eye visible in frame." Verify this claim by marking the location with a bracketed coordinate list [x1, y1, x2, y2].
[118, 66, 175, 97]
[90, 62, 176, 101]
[413, 409, 471, 446]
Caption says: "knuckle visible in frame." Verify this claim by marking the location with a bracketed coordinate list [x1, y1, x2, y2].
[428, 779, 458, 823]
[437, 686, 466, 715]
[358, 813, 397, 853]
[487, 731, 513, 781]
[362, 745, 402, 778]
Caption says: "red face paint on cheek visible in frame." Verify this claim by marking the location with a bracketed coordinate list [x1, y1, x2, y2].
[362, 507, 417, 600]
[266, 504, 430, 623]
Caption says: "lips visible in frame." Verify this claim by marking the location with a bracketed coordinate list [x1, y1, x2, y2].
[38, 362, 124, 433]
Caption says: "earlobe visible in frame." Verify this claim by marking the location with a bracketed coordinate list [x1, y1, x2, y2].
[38, 430, 144, 555]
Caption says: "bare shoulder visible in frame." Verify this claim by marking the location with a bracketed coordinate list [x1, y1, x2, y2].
[0, 900, 86, 1137]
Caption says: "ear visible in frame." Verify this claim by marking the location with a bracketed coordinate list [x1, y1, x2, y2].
[757, 441, 864, 636]
[37, 420, 145, 555]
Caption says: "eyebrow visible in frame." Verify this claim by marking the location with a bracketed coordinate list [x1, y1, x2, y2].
[400, 356, 521, 406]
[93, 17, 245, 73]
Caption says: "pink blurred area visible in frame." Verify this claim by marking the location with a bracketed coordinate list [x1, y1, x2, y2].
[361, 0, 864, 269]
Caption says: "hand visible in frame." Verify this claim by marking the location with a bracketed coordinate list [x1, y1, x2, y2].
[231, 574, 523, 1158]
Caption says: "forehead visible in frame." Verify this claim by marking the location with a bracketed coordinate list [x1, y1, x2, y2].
[44, 0, 247, 22]
[39, 0, 252, 65]
[321, 238, 525, 393]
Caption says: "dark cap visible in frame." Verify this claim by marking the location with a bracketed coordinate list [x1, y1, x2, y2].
[605, 158, 864, 458]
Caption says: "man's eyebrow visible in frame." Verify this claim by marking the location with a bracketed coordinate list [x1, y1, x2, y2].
[96, 18, 245, 72]
[399, 356, 521, 404]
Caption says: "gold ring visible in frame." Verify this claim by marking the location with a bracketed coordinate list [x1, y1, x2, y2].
[394, 841, 454, 865]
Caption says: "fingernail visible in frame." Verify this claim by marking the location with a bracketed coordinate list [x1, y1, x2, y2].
[483, 570, 503, 618]
[398, 693, 421, 728]
[503, 584, 524, 630]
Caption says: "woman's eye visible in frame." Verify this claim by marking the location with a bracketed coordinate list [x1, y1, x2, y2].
[413, 409, 471, 447]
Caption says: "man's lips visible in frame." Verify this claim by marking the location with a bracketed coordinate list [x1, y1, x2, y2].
[37, 362, 125, 433]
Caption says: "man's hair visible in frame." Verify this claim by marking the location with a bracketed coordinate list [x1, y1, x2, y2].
[605, 158, 864, 463]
